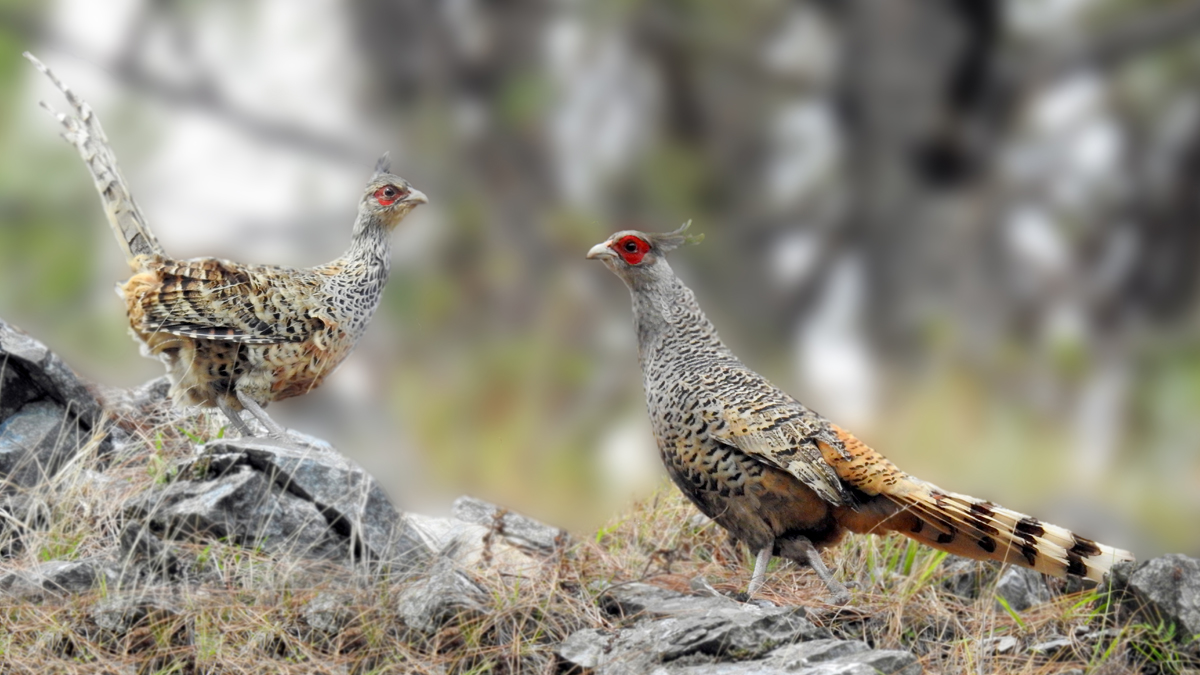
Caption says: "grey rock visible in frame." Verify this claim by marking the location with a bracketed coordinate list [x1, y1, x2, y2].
[981, 635, 1019, 654]
[451, 495, 568, 553]
[0, 320, 109, 489]
[602, 581, 755, 619]
[125, 463, 347, 559]
[203, 436, 430, 567]
[126, 376, 172, 409]
[407, 512, 546, 577]
[557, 628, 613, 669]
[995, 565, 1052, 612]
[768, 638, 916, 672]
[0, 319, 103, 426]
[396, 559, 488, 633]
[939, 555, 999, 600]
[304, 592, 356, 634]
[0, 351, 40, 421]
[0, 401, 86, 488]
[562, 631, 920, 675]
[558, 584, 827, 674]
[91, 594, 179, 634]
[116, 522, 202, 585]
[125, 437, 434, 574]
[1028, 637, 1073, 659]
[0, 558, 118, 599]
[756, 640, 919, 675]
[1107, 554, 1200, 643]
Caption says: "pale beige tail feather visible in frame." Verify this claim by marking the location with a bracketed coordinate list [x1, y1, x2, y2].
[25, 52, 163, 268]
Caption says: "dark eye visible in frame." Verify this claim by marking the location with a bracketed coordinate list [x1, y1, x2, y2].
[623, 240, 639, 253]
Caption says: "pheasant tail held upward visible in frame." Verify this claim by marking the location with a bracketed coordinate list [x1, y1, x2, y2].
[27, 53, 428, 438]
[588, 223, 1134, 603]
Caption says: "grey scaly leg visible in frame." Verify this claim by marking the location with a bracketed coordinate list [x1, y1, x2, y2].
[747, 547, 773, 598]
[792, 536, 850, 605]
[235, 391, 287, 438]
[217, 400, 254, 437]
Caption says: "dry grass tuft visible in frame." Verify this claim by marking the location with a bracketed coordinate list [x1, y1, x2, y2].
[0, 407, 1194, 673]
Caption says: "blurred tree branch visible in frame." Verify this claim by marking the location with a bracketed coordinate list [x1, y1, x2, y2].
[1, 7, 374, 166]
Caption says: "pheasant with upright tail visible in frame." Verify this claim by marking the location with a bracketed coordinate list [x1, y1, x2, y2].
[588, 223, 1134, 603]
[26, 53, 427, 437]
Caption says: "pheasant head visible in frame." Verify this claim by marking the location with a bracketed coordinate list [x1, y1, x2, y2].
[586, 221, 703, 290]
[358, 153, 428, 232]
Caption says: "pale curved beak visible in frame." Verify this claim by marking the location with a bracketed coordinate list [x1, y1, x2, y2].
[587, 242, 615, 260]
[406, 188, 429, 205]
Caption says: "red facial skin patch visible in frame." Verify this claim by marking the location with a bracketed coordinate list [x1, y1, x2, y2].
[374, 185, 404, 206]
[615, 235, 651, 265]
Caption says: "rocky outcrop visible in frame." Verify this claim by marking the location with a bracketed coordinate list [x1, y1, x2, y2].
[125, 434, 432, 571]
[558, 583, 920, 675]
[1107, 554, 1200, 644]
[0, 319, 107, 488]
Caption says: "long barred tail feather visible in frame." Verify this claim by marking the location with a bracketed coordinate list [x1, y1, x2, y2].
[24, 52, 164, 267]
[823, 424, 1135, 582]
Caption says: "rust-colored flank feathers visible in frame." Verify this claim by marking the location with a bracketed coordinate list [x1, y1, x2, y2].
[588, 222, 1135, 603]
[26, 53, 427, 437]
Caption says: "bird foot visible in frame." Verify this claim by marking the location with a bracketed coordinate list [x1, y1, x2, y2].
[825, 587, 851, 606]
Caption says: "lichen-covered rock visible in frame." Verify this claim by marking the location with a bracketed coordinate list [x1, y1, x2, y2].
[995, 565, 1052, 612]
[1107, 554, 1200, 644]
[124, 436, 434, 573]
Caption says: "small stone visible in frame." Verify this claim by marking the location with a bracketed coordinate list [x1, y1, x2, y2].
[982, 635, 1019, 654]
[995, 565, 1052, 612]
[396, 560, 488, 634]
[1028, 637, 1073, 659]
[451, 495, 567, 553]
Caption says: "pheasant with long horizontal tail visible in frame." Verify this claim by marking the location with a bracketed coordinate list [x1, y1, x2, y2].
[27, 53, 427, 437]
[588, 223, 1134, 603]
